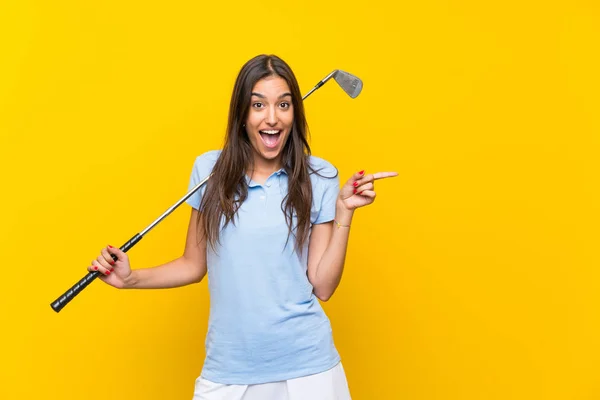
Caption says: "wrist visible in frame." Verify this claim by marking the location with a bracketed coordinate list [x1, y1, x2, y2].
[122, 270, 138, 289]
[335, 203, 354, 226]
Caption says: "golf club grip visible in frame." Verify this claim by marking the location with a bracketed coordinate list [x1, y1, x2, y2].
[50, 233, 143, 313]
[50, 270, 102, 313]
[120, 232, 142, 253]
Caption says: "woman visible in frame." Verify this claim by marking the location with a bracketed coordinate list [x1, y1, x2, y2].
[88, 54, 397, 399]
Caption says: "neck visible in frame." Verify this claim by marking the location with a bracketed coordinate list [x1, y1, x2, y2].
[248, 155, 283, 184]
[251, 155, 282, 174]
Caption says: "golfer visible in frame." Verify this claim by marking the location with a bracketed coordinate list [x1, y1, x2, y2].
[88, 54, 397, 399]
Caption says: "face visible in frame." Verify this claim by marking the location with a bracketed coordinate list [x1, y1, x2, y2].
[245, 76, 294, 167]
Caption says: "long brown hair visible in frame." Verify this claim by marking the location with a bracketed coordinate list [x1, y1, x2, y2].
[197, 54, 314, 252]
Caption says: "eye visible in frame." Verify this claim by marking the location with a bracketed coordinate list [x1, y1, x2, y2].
[279, 102, 290, 109]
[252, 102, 264, 109]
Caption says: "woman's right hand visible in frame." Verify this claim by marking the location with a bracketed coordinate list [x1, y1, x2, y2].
[87, 245, 132, 289]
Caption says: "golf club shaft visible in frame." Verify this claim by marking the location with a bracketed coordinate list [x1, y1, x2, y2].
[302, 70, 337, 100]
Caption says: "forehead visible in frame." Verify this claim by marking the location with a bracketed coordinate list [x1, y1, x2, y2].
[251, 76, 291, 96]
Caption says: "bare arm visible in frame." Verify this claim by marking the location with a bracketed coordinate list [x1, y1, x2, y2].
[307, 206, 354, 301]
[307, 170, 398, 301]
[123, 208, 207, 289]
[90, 208, 208, 289]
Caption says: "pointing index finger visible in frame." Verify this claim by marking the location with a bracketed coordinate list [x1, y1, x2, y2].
[372, 172, 399, 180]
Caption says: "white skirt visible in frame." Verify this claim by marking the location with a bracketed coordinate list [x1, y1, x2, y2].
[192, 362, 351, 400]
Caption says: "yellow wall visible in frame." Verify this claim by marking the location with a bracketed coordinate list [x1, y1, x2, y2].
[1, 1, 599, 399]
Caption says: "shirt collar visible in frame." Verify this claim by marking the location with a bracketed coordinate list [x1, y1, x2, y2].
[245, 168, 288, 187]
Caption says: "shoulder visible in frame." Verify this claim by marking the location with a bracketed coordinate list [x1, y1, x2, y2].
[186, 150, 222, 207]
[191, 149, 222, 172]
[308, 155, 338, 180]
[307, 156, 340, 213]
[308, 155, 339, 197]
[194, 149, 222, 164]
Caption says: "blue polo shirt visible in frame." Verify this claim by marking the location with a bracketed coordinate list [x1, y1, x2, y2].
[185, 150, 342, 385]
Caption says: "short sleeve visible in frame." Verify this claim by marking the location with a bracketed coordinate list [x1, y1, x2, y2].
[185, 150, 221, 210]
[311, 157, 340, 224]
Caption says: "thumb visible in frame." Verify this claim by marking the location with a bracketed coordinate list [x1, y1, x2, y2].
[107, 245, 128, 262]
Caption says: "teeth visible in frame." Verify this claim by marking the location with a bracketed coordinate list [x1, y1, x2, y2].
[260, 130, 280, 135]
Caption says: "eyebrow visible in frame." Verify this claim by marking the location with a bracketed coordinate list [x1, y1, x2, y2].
[251, 92, 292, 99]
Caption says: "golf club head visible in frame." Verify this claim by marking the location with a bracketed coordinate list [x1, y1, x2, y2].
[302, 69, 363, 100]
[333, 70, 363, 98]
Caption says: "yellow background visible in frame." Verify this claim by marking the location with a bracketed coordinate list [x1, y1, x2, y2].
[1, 0, 599, 399]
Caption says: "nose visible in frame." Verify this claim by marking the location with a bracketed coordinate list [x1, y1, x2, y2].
[265, 105, 278, 126]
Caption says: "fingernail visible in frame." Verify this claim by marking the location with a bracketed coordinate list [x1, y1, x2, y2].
[110, 267, 115, 272]
[359, 170, 364, 175]
[353, 181, 358, 187]
[93, 266, 98, 271]
[353, 189, 357, 194]
[110, 260, 115, 266]
[106, 270, 111, 275]
[108, 245, 113, 248]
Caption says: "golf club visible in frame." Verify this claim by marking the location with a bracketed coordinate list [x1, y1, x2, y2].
[50, 69, 363, 313]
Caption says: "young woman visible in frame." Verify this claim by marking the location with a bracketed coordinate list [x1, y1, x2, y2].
[88, 54, 397, 400]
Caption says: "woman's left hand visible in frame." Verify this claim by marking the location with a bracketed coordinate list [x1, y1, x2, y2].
[338, 170, 399, 211]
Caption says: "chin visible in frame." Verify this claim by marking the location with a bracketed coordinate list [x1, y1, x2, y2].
[260, 148, 282, 160]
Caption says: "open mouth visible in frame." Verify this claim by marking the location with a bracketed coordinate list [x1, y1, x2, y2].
[259, 130, 282, 149]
